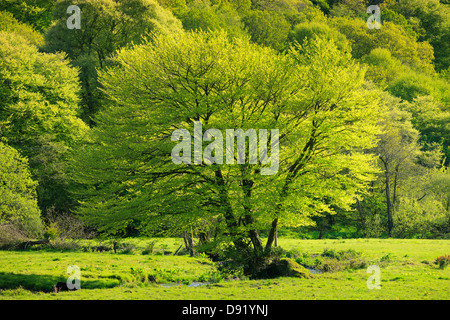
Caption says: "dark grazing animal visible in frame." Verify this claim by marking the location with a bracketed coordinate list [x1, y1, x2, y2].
[52, 281, 79, 293]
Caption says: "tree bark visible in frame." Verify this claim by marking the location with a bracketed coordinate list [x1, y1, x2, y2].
[240, 167, 263, 254]
[385, 171, 394, 237]
[265, 218, 278, 255]
[214, 168, 247, 250]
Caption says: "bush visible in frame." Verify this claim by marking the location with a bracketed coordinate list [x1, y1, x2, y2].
[321, 248, 362, 261]
[285, 248, 302, 260]
[0, 224, 29, 249]
[45, 209, 93, 240]
[435, 255, 450, 269]
[320, 258, 342, 272]
[41, 239, 80, 251]
[295, 249, 368, 272]
[43, 223, 60, 241]
[119, 244, 137, 254]
[142, 240, 157, 255]
[0, 142, 43, 238]
[293, 252, 317, 269]
[217, 244, 285, 279]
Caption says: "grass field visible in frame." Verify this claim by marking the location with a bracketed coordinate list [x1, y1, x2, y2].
[0, 238, 449, 300]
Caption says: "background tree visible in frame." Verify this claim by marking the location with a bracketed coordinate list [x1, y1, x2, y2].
[43, 0, 183, 125]
[330, 17, 435, 73]
[362, 48, 408, 88]
[288, 20, 350, 51]
[0, 0, 57, 32]
[383, 0, 450, 71]
[72, 30, 381, 274]
[0, 10, 44, 46]
[372, 92, 446, 237]
[375, 102, 421, 237]
[242, 9, 291, 50]
[0, 31, 88, 216]
[177, 0, 247, 39]
[393, 168, 449, 238]
[0, 142, 43, 238]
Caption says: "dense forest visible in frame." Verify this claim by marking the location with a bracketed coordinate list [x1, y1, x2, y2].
[0, 0, 449, 275]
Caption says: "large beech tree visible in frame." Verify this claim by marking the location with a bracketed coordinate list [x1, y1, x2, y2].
[72, 30, 381, 274]
[0, 32, 87, 215]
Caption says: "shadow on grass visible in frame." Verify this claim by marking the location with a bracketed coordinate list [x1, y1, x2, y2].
[0, 272, 120, 293]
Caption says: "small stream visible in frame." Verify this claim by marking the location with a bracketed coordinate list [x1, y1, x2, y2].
[159, 281, 210, 288]
[306, 267, 322, 274]
[159, 266, 322, 288]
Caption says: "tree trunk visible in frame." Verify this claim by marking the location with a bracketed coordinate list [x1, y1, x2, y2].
[265, 218, 278, 255]
[214, 168, 246, 250]
[393, 165, 399, 209]
[385, 171, 394, 237]
[183, 230, 194, 257]
[240, 168, 263, 254]
[274, 228, 277, 247]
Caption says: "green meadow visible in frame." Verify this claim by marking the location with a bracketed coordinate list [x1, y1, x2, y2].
[0, 238, 448, 300]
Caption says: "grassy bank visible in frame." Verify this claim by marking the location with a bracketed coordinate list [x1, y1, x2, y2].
[0, 238, 448, 300]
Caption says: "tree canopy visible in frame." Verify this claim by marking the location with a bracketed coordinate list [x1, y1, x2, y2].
[0, 0, 448, 269]
[0, 142, 43, 237]
[70, 30, 382, 273]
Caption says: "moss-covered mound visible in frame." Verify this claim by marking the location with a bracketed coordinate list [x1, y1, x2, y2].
[255, 258, 311, 279]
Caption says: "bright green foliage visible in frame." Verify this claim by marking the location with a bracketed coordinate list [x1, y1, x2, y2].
[362, 48, 407, 88]
[177, 0, 247, 39]
[329, 0, 367, 19]
[157, 0, 187, 14]
[0, 32, 88, 214]
[0, 0, 446, 249]
[370, 93, 447, 237]
[404, 96, 450, 164]
[45, 0, 182, 60]
[72, 29, 380, 265]
[381, 7, 425, 39]
[387, 73, 450, 105]
[393, 166, 450, 237]
[252, 0, 312, 26]
[289, 20, 350, 52]
[330, 17, 435, 74]
[0, 0, 57, 32]
[43, 0, 183, 125]
[0, 142, 43, 237]
[384, 0, 450, 71]
[0, 32, 85, 144]
[0, 11, 44, 46]
[242, 9, 291, 50]
[227, 0, 252, 14]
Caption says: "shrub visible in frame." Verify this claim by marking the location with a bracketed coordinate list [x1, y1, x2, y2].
[0, 142, 43, 238]
[315, 248, 367, 272]
[198, 270, 225, 283]
[45, 209, 92, 240]
[380, 253, 392, 262]
[0, 224, 29, 249]
[294, 252, 317, 269]
[321, 248, 362, 261]
[42, 239, 80, 251]
[120, 244, 137, 254]
[435, 255, 450, 269]
[320, 258, 342, 272]
[129, 267, 156, 283]
[285, 248, 302, 260]
[142, 240, 157, 255]
[43, 223, 60, 241]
